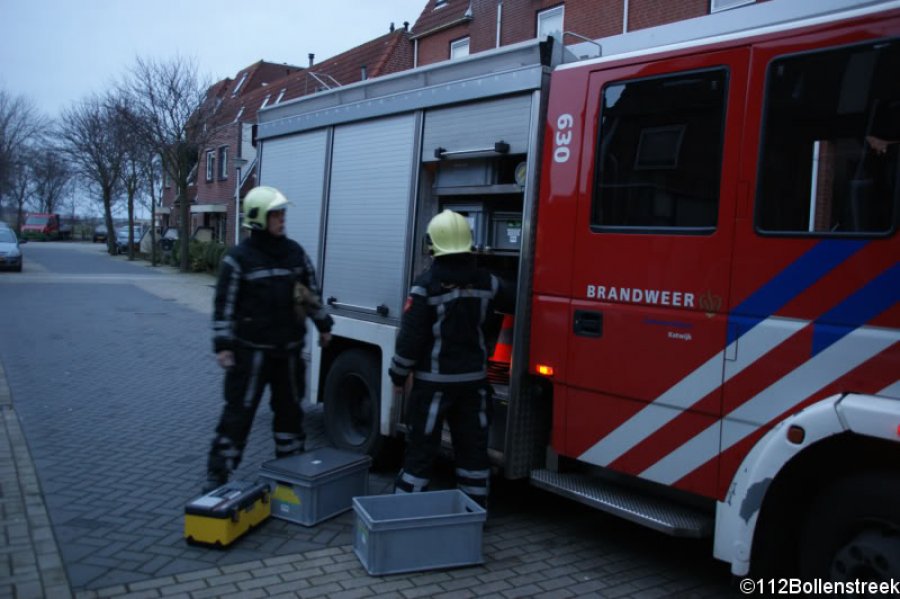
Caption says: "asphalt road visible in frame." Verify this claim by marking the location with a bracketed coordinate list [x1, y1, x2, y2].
[0, 242, 739, 598]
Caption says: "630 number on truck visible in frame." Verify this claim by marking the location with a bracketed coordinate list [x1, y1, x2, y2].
[255, 0, 899, 581]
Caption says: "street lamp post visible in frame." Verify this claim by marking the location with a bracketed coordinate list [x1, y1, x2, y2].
[232, 157, 249, 246]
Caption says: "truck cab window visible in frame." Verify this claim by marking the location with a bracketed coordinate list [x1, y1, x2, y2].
[592, 68, 727, 232]
[756, 39, 900, 235]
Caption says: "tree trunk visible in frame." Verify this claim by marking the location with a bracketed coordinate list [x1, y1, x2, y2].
[179, 185, 190, 272]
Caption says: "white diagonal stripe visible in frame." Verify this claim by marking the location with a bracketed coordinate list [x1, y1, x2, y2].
[640, 325, 899, 485]
[578, 317, 806, 467]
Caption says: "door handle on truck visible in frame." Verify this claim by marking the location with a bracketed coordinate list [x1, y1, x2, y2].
[573, 310, 603, 338]
[327, 297, 389, 317]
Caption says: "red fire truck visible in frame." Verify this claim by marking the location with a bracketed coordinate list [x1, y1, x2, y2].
[255, 0, 899, 580]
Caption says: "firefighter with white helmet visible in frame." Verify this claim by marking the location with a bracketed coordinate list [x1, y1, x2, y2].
[204, 186, 333, 492]
[389, 209, 514, 508]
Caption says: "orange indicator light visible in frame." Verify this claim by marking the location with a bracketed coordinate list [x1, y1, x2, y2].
[536, 364, 555, 377]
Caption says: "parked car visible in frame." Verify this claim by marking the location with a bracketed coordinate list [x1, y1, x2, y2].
[0, 228, 25, 272]
[115, 228, 142, 254]
[93, 225, 109, 243]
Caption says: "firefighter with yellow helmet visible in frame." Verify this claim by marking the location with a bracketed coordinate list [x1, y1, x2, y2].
[204, 186, 332, 491]
[389, 209, 514, 508]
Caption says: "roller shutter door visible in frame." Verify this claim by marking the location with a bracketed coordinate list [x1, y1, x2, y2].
[322, 114, 417, 319]
[259, 130, 328, 267]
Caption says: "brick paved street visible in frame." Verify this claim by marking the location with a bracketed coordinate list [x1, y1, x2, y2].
[0, 243, 739, 598]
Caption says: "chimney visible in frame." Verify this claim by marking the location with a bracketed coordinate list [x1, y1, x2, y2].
[403, 21, 409, 31]
[390, 22, 395, 32]
[361, 65, 368, 80]
[308, 53, 315, 67]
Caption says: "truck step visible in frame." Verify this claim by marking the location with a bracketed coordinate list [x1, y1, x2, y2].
[529, 469, 713, 538]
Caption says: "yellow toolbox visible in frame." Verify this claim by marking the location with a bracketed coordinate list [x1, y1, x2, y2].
[184, 481, 270, 547]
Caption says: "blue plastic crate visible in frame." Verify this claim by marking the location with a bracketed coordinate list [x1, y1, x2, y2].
[353, 490, 486, 575]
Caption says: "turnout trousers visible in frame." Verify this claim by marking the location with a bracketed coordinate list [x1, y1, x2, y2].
[394, 381, 492, 507]
[206, 346, 306, 484]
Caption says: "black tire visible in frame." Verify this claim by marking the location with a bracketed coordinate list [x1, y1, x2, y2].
[323, 349, 383, 457]
[799, 470, 900, 582]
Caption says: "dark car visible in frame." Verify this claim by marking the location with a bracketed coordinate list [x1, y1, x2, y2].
[93, 225, 109, 243]
[0, 228, 25, 272]
[115, 228, 142, 254]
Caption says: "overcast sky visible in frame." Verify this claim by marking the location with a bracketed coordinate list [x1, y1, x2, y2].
[1, 0, 428, 118]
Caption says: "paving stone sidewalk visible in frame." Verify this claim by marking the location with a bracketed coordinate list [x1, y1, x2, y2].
[1, 249, 738, 599]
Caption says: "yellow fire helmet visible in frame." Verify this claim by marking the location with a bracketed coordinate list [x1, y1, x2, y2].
[426, 209, 473, 257]
[242, 186, 289, 230]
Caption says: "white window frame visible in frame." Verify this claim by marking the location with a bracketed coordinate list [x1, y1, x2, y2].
[537, 5, 564, 43]
[260, 94, 271, 109]
[275, 88, 286, 103]
[450, 37, 470, 60]
[232, 73, 248, 96]
[710, 0, 754, 13]
[205, 151, 215, 182]
[218, 147, 228, 180]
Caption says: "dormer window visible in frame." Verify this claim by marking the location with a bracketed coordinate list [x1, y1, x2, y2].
[276, 88, 286, 103]
[260, 94, 271, 109]
[232, 73, 248, 96]
[435, 0, 447, 7]
[233, 106, 245, 123]
[537, 5, 564, 43]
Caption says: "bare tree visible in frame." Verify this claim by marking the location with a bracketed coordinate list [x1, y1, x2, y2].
[30, 148, 72, 213]
[0, 90, 46, 221]
[6, 154, 33, 232]
[139, 154, 163, 266]
[58, 95, 126, 255]
[123, 56, 214, 272]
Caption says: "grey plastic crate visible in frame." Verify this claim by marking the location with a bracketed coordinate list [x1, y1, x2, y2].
[353, 490, 487, 575]
[259, 448, 371, 526]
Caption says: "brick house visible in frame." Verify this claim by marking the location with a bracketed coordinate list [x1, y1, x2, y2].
[409, 0, 764, 67]
[159, 26, 413, 246]
[160, 1, 767, 247]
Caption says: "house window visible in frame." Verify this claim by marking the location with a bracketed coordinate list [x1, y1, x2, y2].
[592, 68, 728, 232]
[710, 0, 754, 13]
[450, 37, 470, 60]
[537, 5, 564, 43]
[435, 0, 448, 8]
[756, 40, 899, 235]
[206, 151, 215, 182]
[218, 147, 228, 180]
[232, 73, 247, 96]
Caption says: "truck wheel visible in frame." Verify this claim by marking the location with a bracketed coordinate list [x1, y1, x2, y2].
[799, 470, 900, 581]
[323, 349, 382, 457]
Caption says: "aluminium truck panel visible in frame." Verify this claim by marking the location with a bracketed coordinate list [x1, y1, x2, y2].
[322, 114, 418, 322]
[422, 95, 534, 161]
[257, 130, 329, 269]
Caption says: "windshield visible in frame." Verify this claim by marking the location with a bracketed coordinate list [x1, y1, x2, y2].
[25, 216, 49, 226]
[0, 230, 15, 243]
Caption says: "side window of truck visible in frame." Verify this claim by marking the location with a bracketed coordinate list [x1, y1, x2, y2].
[591, 68, 727, 233]
[756, 39, 900, 235]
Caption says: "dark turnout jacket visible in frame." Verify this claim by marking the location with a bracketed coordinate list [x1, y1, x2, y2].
[213, 230, 332, 353]
[389, 255, 515, 386]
